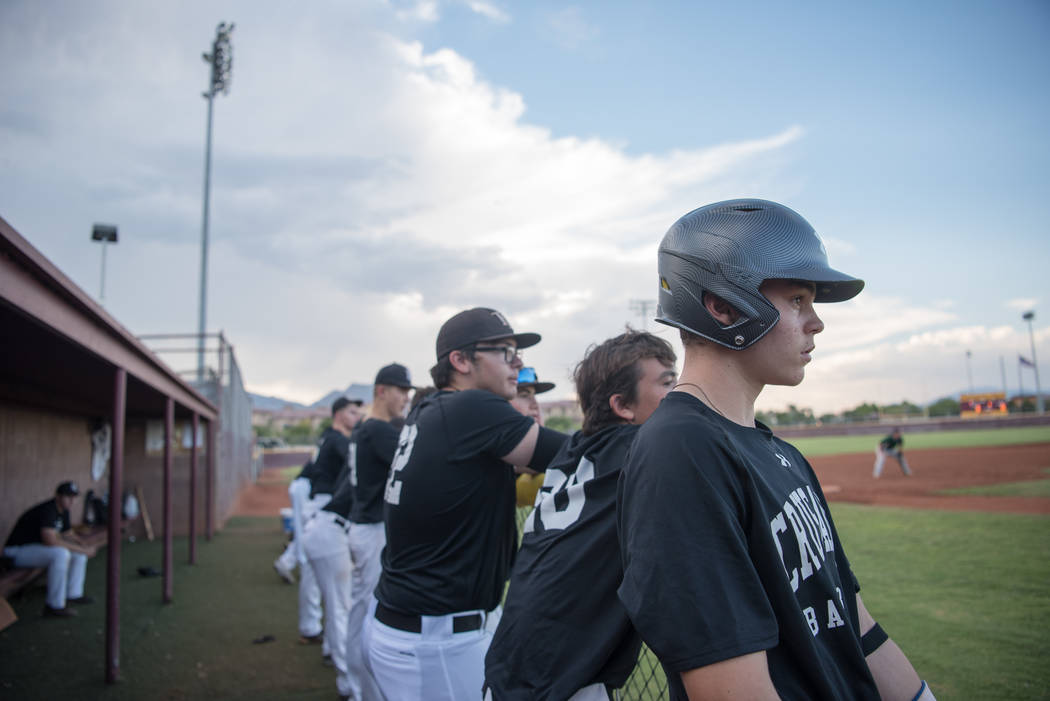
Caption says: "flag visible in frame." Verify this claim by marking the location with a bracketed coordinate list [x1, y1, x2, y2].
[1019, 355, 1035, 368]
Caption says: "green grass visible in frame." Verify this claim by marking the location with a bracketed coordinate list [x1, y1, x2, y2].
[831, 503, 1050, 701]
[940, 469, 1050, 497]
[3, 508, 1048, 700]
[790, 426, 1050, 456]
[0, 517, 335, 700]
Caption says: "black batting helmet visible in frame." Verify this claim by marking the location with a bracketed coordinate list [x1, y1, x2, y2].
[655, 199, 864, 350]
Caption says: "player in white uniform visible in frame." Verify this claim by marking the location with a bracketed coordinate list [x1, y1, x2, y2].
[344, 363, 414, 701]
[363, 307, 567, 701]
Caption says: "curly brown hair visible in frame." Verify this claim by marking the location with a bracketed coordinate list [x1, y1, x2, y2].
[574, 329, 676, 435]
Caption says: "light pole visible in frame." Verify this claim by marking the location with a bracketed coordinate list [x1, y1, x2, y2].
[197, 21, 234, 382]
[965, 349, 974, 392]
[1023, 311, 1043, 413]
[91, 224, 118, 303]
[629, 299, 656, 331]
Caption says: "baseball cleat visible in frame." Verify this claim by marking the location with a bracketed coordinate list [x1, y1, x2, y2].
[273, 560, 296, 584]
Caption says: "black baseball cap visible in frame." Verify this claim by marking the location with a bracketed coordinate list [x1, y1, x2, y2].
[435, 307, 541, 361]
[375, 363, 414, 389]
[56, 481, 79, 496]
[331, 396, 364, 415]
[517, 367, 555, 394]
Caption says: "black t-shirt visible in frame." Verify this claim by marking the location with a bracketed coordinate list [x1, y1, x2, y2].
[5, 499, 70, 547]
[376, 389, 534, 615]
[321, 463, 354, 519]
[348, 418, 401, 524]
[880, 434, 903, 451]
[486, 424, 642, 700]
[618, 392, 879, 701]
[310, 427, 351, 497]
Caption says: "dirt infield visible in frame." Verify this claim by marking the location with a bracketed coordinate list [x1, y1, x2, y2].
[235, 444, 1050, 518]
[810, 443, 1050, 514]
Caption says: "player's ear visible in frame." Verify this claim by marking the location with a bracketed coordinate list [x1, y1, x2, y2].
[702, 292, 741, 326]
[609, 394, 634, 423]
[448, 350, 473, 375]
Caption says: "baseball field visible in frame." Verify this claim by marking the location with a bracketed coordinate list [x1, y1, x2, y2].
[0, 426, 1046, 699]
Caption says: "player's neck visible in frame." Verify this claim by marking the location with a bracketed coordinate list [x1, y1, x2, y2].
[678, 347, 761, 427]
[368, 404, 394, 423]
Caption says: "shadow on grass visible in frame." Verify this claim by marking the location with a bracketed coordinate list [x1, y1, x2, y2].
[0, 517, 337, 700]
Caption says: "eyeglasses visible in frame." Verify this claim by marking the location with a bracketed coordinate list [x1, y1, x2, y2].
[473, 345, 521, 364]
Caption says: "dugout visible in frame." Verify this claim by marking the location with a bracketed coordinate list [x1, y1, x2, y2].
[0, 214, 249, 682]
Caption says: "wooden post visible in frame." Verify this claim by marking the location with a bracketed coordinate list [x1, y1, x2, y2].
[206, 419, 215, 541]
[162, 397, 174, 603]
[189, 413, 198, 564]
[105, 368, 126, 684]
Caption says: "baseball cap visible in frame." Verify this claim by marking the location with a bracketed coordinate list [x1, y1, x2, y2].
[435, 307, 541, 361]
[331, 396, 364, 415]
[56, 481, 79, 496]
[517, 367, 555, 394]
[374, 363, 414, 389]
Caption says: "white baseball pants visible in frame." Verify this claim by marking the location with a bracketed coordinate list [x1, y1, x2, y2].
[3, 544, 87, 609]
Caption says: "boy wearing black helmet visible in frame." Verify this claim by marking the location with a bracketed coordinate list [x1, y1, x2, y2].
[618, 200, 934, 700]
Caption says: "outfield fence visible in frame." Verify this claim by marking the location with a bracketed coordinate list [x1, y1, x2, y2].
[514, 506, 670, 701]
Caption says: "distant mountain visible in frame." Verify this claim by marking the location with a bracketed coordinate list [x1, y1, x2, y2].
[311, 383, 373, 408]
[249, 383, 374, 412]
[248, 393, 308, 411]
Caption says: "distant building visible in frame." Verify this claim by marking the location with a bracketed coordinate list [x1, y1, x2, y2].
[251, 405, 334, 433]
[540, 398, 582, 426]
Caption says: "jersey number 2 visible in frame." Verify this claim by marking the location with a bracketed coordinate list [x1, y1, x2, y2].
[384, 424, 418, 506]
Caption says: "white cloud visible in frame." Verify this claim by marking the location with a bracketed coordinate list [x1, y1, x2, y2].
[1006, 297, 1038, 312]
[545, 6, 599, 50]
[394, 0, 440, 23]
[13, 2, 1042, 417]
[464, 0, 510, 24]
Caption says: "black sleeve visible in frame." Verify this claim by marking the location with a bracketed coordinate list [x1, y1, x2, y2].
[528, 426, 569, 471]
[372, 421, 401, 465]
[618, 426, 777, 673]
[447, 390, 534, 463]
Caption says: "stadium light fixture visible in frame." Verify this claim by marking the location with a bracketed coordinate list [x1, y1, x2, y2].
[197, 21, 234, 382]
[91, 223, 118, 303]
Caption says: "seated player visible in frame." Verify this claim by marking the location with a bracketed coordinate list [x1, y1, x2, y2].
[485, 329, 677, 700]
[3, 481, 97, 618]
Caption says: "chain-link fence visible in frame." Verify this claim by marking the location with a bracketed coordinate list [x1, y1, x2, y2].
[514, 506, 669, 701]
[140, 332, 258, 523]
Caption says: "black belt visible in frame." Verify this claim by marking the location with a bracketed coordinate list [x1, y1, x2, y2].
[315, 511, 350, 531]
[374, 602, 483, 634]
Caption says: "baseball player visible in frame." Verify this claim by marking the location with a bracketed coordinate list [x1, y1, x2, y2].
[297, 397, 362, 654]
[510, 367, 555, 507]
[3, 481, 97, 617]
[344, 362, 414, 701]
[874, 428, 912, 478]
[273, 451, 320, 584]
[363, 307, 568, 701]
[484, 330, 677, 701]
[618, 199, 935, 700]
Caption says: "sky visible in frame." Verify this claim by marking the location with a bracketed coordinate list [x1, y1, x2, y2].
[2, 0, 1048, 415]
